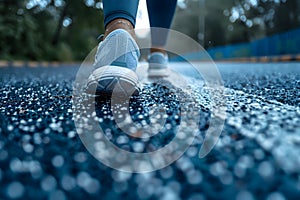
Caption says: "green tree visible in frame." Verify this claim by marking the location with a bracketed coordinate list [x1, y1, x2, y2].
[172, 0, 300, 49]
[226, 0, 300, 39]
[0, 0, 41, 60]
[0, 0, 105, 61]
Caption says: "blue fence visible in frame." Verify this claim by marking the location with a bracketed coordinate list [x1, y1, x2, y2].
[209, 28, 300, 60]
[172, 28, 300, 61]
[210, 28, 300, 60]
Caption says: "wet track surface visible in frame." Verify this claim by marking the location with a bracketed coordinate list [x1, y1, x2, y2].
[0, 62, 300, 199]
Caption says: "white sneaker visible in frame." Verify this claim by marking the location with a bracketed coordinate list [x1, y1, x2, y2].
[147, 52, 169, 77]
[86, 29, 140, 97]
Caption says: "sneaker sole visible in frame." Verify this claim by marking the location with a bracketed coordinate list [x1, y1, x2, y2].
[86, 66, 139, 97]
[148, 68, 170, 78]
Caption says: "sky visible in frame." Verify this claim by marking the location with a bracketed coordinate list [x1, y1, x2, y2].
[135, 0, 150, 37]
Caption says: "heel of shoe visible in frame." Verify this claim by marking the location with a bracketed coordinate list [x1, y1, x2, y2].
[86, 66, 139, 96]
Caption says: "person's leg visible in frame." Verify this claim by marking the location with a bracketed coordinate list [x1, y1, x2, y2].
[103, 0, 139, 39]
[86, 0, 140, 96]
[146, 0, 177, 77]
[147, 0, 177, 54]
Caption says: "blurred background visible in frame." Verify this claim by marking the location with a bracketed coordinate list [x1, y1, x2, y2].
[1, 1, 300, 200]
[1, 0, 300, 61]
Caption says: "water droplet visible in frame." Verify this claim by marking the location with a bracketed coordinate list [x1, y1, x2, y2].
[61, 175, 76, 191]
[266, 192, 286, 200]
[6, 182, 24, 199]
[41, 175, 57, 192]
[258, 161, 274, 178]
[52, 155, 64, 168]
[49, 190, 66, 200]
[236, 190, 255, 200]
[186, 169, 202, 184]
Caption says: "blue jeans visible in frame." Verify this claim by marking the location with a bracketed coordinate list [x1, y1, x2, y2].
[103, 0, 177, 46]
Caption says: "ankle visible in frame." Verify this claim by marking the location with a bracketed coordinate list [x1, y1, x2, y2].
[150, 47, 167, 55]
[104, 19, 136, 40]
